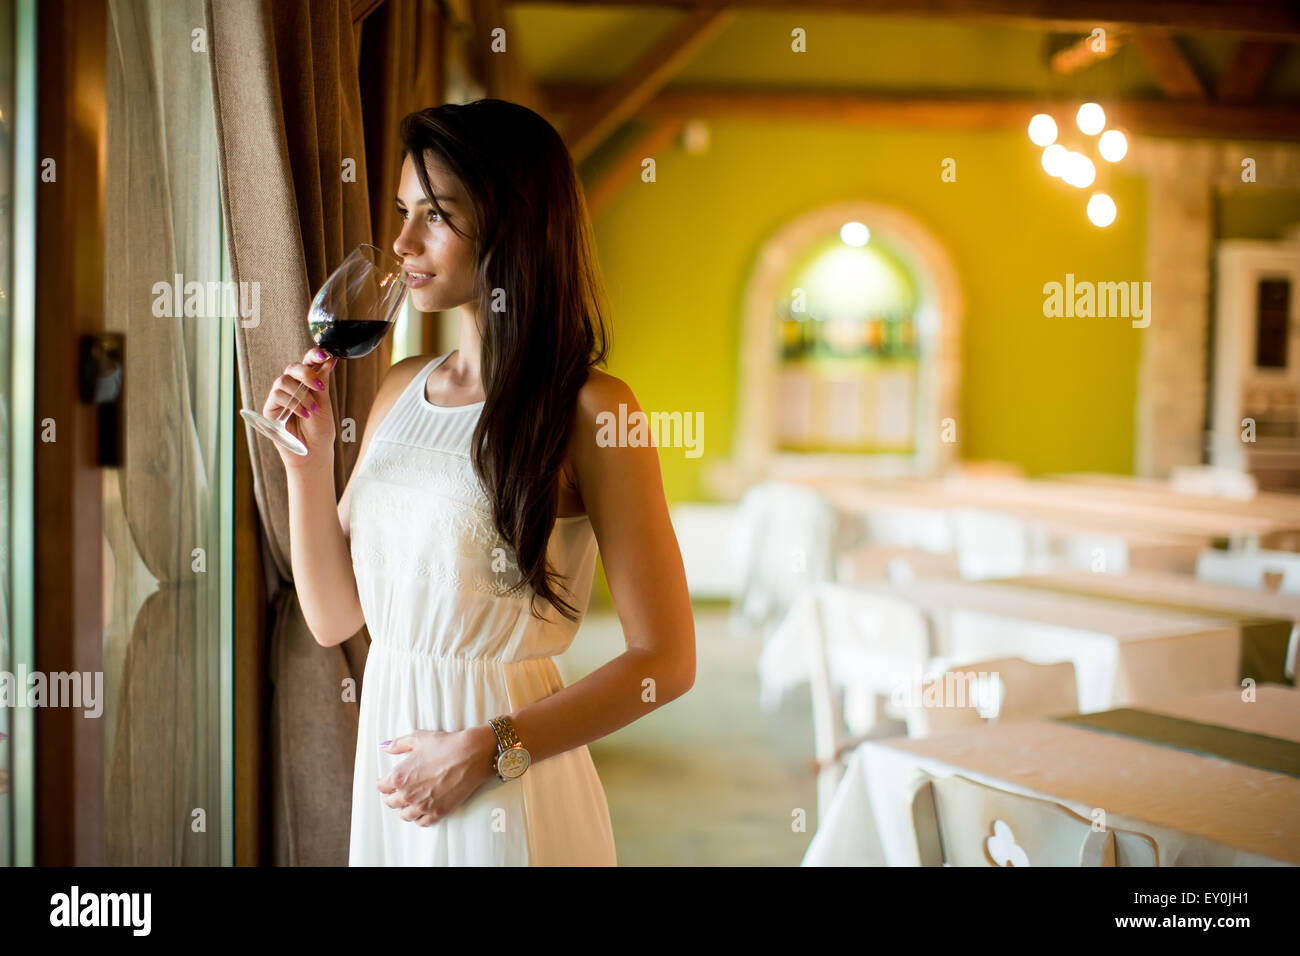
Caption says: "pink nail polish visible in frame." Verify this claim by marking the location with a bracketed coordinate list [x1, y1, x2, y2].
[311, 400, 320, 411]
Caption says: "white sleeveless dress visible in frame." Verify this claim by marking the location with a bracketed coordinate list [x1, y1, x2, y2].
[346, 352, 617, 866]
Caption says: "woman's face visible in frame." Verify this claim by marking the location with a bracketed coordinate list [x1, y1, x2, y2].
[393, 152, 478, 313]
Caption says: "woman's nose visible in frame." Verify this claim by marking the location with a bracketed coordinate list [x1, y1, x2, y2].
[393, 220, 418, 260]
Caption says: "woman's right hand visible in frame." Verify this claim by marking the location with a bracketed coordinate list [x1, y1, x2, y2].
[260, 347, 339, 470]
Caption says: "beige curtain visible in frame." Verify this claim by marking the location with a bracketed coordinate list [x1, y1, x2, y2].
[207, 0, 391, 866]
[104, 0, 226, 865]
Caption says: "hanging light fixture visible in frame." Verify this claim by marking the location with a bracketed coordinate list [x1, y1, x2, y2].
[1041, 144, 1069, 177]
[1076, 102, 1106, 135]
[1087, 193, 1117, 227]
[1098, 128, 1128, 162]
[1027, 64, 1119, 223]
[1028, 113, 1058, 147]
[1064, 152, 1096, 188]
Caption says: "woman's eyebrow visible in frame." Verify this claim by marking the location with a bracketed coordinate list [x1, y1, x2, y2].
[396, 195, 456, 206]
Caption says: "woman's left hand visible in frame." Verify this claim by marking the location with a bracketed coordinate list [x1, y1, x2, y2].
[377, 726, 497, 826]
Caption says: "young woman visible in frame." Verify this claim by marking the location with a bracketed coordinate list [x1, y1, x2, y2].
[256, 99, 695, 866]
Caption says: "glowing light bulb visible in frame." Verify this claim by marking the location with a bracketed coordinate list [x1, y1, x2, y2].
[1028, 113, 1058, 147]
[840, 221, 870, 247]
[1041, 144, 1068, 177]
[1087, 193, 1117, 227]
[1064, 152, 1096, 188]
[1098, 129, 1128, 162]
[1076, 102, 1106, 136]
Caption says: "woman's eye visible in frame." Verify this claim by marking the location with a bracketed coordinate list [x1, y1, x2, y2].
[397, 208, 442, 224]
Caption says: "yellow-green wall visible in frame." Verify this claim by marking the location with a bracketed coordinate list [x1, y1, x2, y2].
[589, 119, 1148, 504]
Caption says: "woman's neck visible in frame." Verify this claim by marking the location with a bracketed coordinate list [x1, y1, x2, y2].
[447, 308, 482, 383]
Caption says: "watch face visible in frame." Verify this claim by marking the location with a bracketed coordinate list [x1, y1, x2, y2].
[497, 746, 530, 779]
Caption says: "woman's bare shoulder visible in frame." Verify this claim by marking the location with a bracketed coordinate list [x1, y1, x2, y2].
[372, 353, 436, 403]
[361, 354, 438, 429]
[384, 353, 438, 390]
[576, 365, 637, 418]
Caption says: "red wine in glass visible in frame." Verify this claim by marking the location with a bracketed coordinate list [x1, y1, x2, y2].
[309, 318, 395, 358]
[241, 243, 408, 456]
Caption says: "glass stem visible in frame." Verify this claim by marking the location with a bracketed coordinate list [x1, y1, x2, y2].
[275, 378, 312, 427]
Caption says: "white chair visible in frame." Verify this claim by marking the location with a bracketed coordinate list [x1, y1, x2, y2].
[1170, 465, 1257, 501]
[759, 583, 933, 821]
[818, 588, 935, 738]
[1060, 533, 1130, 575]
[950, 508, 1033, 579]
[901, 657, 1078, 738]
[1196, 547, 1300, 594]
[835, 544, 962, 586]
[728, 482, 843, 639]
[861, 508, 954, 553]
[911, 774, 1160, 866]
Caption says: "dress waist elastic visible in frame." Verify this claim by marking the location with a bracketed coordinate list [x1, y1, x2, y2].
[369, 641, 557, 667]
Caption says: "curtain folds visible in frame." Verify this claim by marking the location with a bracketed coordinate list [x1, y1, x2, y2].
[208, 0, 387, 866]
[360, 0, 443, 268]
[104, 0, 224, 865]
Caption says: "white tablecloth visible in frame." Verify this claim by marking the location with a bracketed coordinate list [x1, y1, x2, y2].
[760, 578, 1244, 716]
[804, 685, 1300, 866]
[1007, 569, 1300, 679]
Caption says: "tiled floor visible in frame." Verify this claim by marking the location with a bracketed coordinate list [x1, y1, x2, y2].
[555, 603, 823, 866]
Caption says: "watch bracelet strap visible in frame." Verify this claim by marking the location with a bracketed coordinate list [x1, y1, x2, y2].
[489, 715, 520, 751]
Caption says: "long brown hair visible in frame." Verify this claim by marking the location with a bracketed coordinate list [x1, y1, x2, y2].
[399, 100, 610, 622]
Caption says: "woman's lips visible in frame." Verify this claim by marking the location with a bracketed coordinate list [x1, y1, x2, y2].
[405, 270, 434, 289]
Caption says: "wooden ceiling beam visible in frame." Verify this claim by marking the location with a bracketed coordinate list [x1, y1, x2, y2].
[563, 7, 734, 164]
[1217, 40, 1284, 102]
[584, 117, 689, 218]
[1049, 30, 1126, 75]
[544, 83, 1300, 140]
[1131, 30, 1208, 99]
[512, 0, 1300, 40]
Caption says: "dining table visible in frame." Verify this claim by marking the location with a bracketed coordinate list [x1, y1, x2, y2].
[846, 576, 1264, 712]
[797, 473, 1300, 555]
[993, 568, 1298, 684]
[803, 684, 1300, 866]
[1048, 471, 1300, 529]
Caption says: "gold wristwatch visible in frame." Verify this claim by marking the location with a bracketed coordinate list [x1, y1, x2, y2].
[488, 715, 531, 782]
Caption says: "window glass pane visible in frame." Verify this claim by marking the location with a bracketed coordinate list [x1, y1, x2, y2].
[0, 0, 14, 868]
[1255, 278, 1290, 369]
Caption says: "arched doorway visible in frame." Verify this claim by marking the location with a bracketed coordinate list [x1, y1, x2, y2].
[709, 200, 964, 497]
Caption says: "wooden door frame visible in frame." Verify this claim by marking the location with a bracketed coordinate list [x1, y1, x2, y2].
[34, 0, 106, 865]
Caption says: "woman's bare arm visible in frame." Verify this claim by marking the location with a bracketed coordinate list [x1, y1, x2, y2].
[281, 352, 429, 647]
[494, 369, 696, 763]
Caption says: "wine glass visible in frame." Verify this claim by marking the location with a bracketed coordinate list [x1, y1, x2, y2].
[241, 243, 409, 457]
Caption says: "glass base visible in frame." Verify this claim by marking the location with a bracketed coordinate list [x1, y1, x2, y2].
[240, 408, 308, 457]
